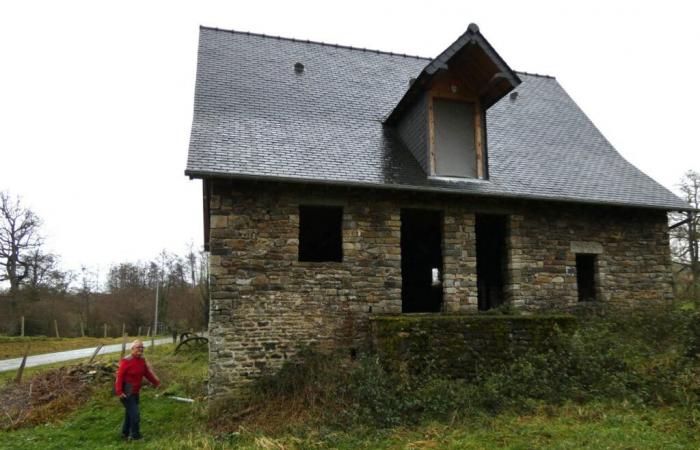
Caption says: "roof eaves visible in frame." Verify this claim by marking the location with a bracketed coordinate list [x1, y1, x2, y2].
[184, 169, 694, 212]
[470, 27, 521, 88]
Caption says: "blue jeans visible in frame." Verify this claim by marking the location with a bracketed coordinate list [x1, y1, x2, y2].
[120, 394, 141, 438]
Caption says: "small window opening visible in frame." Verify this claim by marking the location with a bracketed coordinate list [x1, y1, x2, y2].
[576, 254, 597, 302]
[298, 205, 342, 262]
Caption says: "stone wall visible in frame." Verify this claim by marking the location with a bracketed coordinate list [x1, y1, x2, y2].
[370, 314, 577, 379]
[508, 206, 674, 310]
[207, 180, 673, 397]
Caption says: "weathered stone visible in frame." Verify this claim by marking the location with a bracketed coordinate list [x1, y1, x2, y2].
[211, 215, 228, 228]
[207, 181, 674, 399]
[371, 315, 576, 379]
[571, 241, 604, 254]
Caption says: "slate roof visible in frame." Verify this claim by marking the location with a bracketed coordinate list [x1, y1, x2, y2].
[186, 26, 690, 211]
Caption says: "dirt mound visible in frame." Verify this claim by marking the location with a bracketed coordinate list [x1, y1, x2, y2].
[0, 361, 117, 429]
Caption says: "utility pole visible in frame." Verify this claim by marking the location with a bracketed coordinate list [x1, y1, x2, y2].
[152, 282, 158, 348]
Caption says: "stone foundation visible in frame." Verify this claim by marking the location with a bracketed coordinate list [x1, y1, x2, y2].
[370, 314, 577, 379]
[207, 180, 673, 398]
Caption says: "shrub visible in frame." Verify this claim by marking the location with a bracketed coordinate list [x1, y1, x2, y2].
[230, 302, 700, 431]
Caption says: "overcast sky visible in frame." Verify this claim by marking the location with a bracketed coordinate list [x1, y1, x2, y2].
[1, 0, 698, 281]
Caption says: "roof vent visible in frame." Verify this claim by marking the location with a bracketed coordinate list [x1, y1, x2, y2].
[294, 62, 305, 74]
[509, 91, 519, 101]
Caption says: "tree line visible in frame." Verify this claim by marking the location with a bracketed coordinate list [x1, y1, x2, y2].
[0, 191, 208, 337]
[670, 170, 700, 300]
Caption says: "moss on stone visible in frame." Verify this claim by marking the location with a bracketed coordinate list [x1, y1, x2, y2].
[370, 314, 576, 379]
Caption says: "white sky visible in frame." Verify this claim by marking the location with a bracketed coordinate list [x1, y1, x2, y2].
[1, 0, 698, 278]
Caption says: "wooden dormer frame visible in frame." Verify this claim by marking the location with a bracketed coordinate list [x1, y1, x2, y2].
[426, 75, 486, 179]
[384, 23, 520, 127]
[387, 25, 517, 179]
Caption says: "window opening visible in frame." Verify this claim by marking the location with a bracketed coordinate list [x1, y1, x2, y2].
[576, 254, 597, 302]
[298, 205, 342, 262]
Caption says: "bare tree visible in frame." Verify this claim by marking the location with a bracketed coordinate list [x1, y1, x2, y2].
[25, 250, 59, 290]
[0, 192, 43, 296]
[198, 248, 210, 327]
[186, 242, 198, 289]
[23, 250, 72, 310]
[670, 170, 700, 300]
[78, 266, 98, 333]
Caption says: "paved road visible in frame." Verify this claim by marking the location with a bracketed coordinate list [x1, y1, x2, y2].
[0, 337, 174, 373]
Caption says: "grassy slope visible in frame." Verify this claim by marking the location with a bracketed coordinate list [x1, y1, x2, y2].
[2, 345, 699, 449]
[1, 344, 209, 450]
[2, 398, 698, 449]
[0, 336, 157, 359]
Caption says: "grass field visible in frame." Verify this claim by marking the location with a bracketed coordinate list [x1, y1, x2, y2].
[3, 303, 700, 449]
[2, 344, 699, 449]
[0, 335, 158, 359]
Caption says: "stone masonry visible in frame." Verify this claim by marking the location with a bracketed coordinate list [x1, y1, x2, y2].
[208, 180, 674, 397]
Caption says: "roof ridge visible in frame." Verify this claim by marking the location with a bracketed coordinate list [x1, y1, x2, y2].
[200, 25, 432, 61]
[515, 70, 556, 80]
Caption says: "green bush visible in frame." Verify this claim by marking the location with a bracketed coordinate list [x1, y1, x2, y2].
[245, 302, 700, 429]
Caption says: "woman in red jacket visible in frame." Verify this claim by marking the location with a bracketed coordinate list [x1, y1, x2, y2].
[115, 339, 161, 441]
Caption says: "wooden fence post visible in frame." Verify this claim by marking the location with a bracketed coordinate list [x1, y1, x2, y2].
[15, 344, 30, 383]
[103, 323, 107, 338]
[88, 343, 103, 364]
[80, 321, 85, 338]
[146, 326, 150, 338]
[20, 316, 25, 337]
[54, 319, 60, 339]
[120, 333, 127, 359]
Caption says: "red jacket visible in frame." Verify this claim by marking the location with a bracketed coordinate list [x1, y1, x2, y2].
[115, 356, 160, 396]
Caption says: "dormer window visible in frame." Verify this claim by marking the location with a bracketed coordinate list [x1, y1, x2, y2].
[431, 97, 482, 178]
[386, 23, 520, 182]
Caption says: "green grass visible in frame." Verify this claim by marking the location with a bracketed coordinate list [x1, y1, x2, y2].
[3, 304, 700, 449]
[4, 401, 697, 449]
[2, 346, 700, 449]
[4, 391, 699, 450]
[231, 405, 700, 449]
[1, 344, 209, 450]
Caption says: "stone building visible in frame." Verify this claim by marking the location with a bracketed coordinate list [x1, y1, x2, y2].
[185, 25, 690, 396]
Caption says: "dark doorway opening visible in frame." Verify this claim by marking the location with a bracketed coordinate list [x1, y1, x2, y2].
[401, 209, 443, 313]
[476, 214, 507, 311]
[576, 254, 597, 302]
